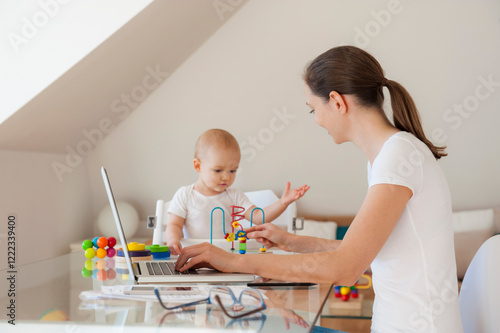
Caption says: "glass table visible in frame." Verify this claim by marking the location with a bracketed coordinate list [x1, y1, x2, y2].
[1, 252, 339, 332]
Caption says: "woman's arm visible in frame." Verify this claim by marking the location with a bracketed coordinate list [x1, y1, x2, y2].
[245, 223, 341, 253]
[175, 184, 411, 285]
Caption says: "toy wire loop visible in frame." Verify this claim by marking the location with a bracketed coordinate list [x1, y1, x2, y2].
[210, 207, 225, 244]
[250, 207, 264, 227]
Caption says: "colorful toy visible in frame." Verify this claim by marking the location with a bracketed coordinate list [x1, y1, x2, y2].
[82, 235, 117, 259]
[39, 309, 69, 321]
[127, 242, 146, 251]
[334, 274, 372, 301]
[210, 205, 267, 254]
[146, 245, 170, 259]
[250, 207, 266, 253]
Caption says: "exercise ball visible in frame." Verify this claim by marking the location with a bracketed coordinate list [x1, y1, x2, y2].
[97, 201, 139, 238]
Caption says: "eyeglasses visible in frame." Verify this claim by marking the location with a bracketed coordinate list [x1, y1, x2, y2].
[154, 286, 266, 319]
[158, 307, 267, 331]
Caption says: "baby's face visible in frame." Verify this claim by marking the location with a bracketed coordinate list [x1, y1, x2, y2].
[196, 147, 240, 195]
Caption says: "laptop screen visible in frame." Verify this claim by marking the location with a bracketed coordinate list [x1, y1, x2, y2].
[101, 167, 136, 283]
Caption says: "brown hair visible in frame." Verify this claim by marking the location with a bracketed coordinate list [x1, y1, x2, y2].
[194, 129, 240, 160]
[304, 45, 446, 159]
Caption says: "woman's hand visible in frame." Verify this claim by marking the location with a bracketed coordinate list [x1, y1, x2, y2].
[280, 182, 310, 206]
[174, 242, 236, 272]
[246, 223, 296, 252]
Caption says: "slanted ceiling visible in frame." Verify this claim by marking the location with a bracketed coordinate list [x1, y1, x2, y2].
[0, 0, 247, 153]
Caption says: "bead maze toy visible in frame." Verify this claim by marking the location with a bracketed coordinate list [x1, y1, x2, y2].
[333, 274, 372, 301]
[210, 205, 267, 253]
[330, 273, 372, 313]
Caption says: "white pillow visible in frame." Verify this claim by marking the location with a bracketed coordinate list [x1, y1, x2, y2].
[294, 219, 338, 240]
[453, 209, 495, 279]
[453, 209, 494, 233]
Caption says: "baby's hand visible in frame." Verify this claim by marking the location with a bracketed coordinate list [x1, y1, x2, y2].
[280, 182, 310, 206]
[169, 240, 183, 256]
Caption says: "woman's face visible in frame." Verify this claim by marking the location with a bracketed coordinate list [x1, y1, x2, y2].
[304, 84, 346, 144]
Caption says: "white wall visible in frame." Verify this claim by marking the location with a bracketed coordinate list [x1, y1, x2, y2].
[83, 0, 500, 238]
[0, 150, 93, 268]
[0, 0, 152, 123]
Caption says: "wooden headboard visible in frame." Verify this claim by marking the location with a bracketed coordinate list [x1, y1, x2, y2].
[300, 214, 355, 227]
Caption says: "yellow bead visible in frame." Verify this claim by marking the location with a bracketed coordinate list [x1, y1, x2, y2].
[340, 287, 350, 296]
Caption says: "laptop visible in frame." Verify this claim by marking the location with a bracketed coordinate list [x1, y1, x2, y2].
[101, 167, 256, 284]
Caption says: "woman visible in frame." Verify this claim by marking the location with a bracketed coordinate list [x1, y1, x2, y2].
[175, 46, 463, 332]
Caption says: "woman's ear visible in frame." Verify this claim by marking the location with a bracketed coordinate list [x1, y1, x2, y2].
[329, 91, 347, 114]
[193, 159, 201, 172]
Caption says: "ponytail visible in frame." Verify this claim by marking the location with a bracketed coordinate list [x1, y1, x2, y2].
[304, 45, 447, 160]
[385, 80, 447, 159]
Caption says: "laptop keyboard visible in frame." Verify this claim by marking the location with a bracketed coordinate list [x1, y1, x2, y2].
[146, 262, 198, 275]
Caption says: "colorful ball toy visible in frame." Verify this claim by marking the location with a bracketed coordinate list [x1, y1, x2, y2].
[82, 235, 117, 259]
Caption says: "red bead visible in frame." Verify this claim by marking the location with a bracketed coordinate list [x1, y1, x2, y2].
[341, 294, 349, 301]
[107, 237, 117, 248]
[107, 247, 116, 257]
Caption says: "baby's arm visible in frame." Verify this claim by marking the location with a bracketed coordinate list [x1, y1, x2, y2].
[245, 182, 310, 224]
[165, 213, 185, 255]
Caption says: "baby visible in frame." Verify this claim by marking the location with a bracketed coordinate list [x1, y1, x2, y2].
[165, 128, 309, 255]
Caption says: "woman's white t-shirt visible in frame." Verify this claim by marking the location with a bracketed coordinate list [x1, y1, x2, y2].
[168, 184, 254, 239]
[368, 132, 463, 333]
